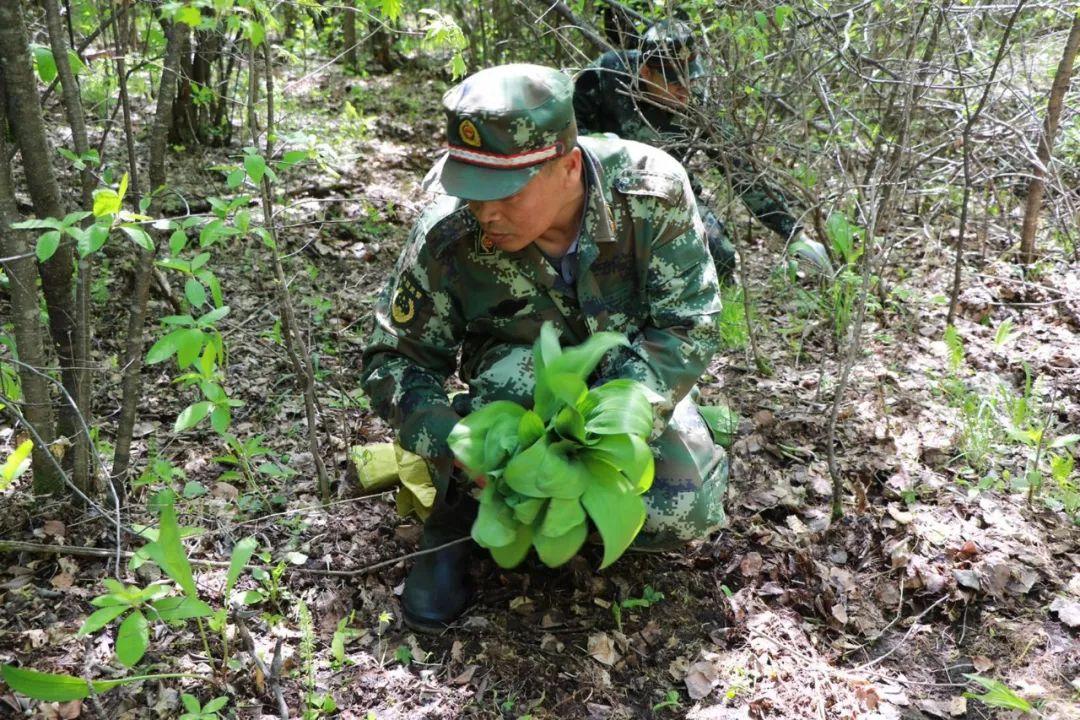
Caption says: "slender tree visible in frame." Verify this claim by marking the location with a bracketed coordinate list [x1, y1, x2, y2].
[1018, 12, 1080, 265]
[0, 0, 81, 486]
[0, 103, 62, 495]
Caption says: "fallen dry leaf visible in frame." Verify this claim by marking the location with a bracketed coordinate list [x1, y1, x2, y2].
[587, 633, 619, 666]
[1050, 596, 1080, 627]
[684, 659, 718, 700]
[50, 572, 75, 590]
[739, 552, 763, 577]
[42, 520, 66, 537]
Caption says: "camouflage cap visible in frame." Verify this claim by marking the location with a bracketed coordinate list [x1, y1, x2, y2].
[426, 64, 577, 202]
[641, 20, 705, 82]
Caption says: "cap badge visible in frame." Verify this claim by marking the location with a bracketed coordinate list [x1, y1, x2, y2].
[459, 119, 482, 148]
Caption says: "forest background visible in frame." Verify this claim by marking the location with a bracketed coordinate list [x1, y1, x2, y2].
[0, 0, 1078, 718]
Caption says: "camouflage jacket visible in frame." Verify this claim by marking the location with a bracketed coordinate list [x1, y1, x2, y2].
[361, 135, 723, 464]
[574, 50, 801, 240]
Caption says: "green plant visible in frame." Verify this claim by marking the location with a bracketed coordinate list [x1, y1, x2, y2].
[717, 285, 749, 350]
[612, 585, 664, 631]
[180, 694, 229, 720]
[2, 491, 212, 700]
[450, 323, 656, 569]
[962, 674, 1034, 713]
[331, 611, 363, 669]
[652, 689, 681, 712]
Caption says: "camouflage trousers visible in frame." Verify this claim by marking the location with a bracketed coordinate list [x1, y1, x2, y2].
[700, 201, 736, 285]
[461, 349, 729, 544]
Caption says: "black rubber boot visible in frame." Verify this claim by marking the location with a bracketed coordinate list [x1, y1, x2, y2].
[401, 483, 478, 633]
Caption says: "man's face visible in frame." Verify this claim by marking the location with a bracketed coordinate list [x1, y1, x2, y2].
[466, 152, 579, 252]
[640, 64, 691, 108]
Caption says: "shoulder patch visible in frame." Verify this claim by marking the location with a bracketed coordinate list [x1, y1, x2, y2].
[390, 274, 423, 325]
[613, 170, 684, 205]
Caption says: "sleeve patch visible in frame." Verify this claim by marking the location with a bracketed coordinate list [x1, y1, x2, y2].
[391, 275, 424, 325]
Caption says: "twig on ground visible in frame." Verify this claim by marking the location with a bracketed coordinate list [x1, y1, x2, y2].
[236, 615, 289, 720]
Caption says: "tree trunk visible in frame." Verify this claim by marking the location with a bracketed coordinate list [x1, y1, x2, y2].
[1018, 12, 1080, 265]
[0, 104, 62, 495]
[343, 0, 357, 70]
[0, 1, 81, 487]
[42, 0, 94, 494]
[111, 19, 188, 490]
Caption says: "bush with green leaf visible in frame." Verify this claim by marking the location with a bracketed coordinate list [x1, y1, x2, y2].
[449, 323, 657, 570]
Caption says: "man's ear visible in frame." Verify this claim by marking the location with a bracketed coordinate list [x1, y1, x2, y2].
[561, 147, 584, 187]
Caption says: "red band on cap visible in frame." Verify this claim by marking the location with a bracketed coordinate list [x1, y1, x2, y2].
[447, 142, 562, 169]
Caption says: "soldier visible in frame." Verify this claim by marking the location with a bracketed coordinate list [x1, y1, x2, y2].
[361, 64, 728, 632]
[573, 20, 830, 281]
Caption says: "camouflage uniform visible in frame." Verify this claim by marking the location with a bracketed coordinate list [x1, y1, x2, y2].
[362, 133, 728, 543]
[573, 49, 803, 279]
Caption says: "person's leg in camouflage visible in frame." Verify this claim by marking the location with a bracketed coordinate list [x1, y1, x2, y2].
[402, 345, 533, 632]
[401, 465, 479, 632]
[700, 203, 736, 285]
[635, 394, 729, 550]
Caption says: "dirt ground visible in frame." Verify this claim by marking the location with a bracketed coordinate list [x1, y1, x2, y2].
[1, 56, 1078, 720]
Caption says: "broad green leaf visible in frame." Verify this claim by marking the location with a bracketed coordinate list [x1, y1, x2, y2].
[1050, 434, 1080, 449]
[149, 596, 212, 622]
[489, 521, 532, 569]
[117, 173, 129, 202]
[517, 410, 545, 448]
[448, 401, 525, 474]
[581, 458, 646, 569]
[509, 496, 545, 525]
[533, 442, 590, 499]
[77, 604, 128, 636]
[503, 438, 551, 497]
[775, 4, 793, 28]
[89, 593, 128, 608]
[121, 225, 154, 252]
[243, 154, 266, 184]
[177, 5, 202, 27]
[280, 150, 309, 168]
[93, 188, 120, 217]
[174, 328, 204, 369]
[11, 218, 63, 230]
[0, 665, 127, 702]
[169, 229, 188, 254]
[536, 330, 627, 420]
[583, 434, 654, 494]
[184, 279, 206, 307]
[547, 373, 588, 411]
[197, 306, 230, 326]
[381, 0, 402, 21]
[115, 610, 149, 667]
[203, 696, 229, 713]
[226, 168, 245, 188]
[146, 332, 179, 365]
[210, 405, 231, 434]
[174, 401, 212, 432]
[471, 485, 518, 548]
[32, 45, 57, 83]
[182, 693, 201, 713]
[78, 224, 109, 257]
[247, 20, 265, 47]
[539, 497, 586, 537]
[532, 521, 587, 568]
[225, 537, 257, 596]
[0, 439, 34, 488]
[36, 231, 62, 262]
[553, 404, 586, 442]
[583, 379, 653, 439]
[141, 493, 198, 598]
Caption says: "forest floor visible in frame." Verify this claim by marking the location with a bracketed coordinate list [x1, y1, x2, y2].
[1, 55, 1079, 720]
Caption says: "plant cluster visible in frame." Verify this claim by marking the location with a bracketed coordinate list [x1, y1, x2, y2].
[449, 323, 657, 569]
